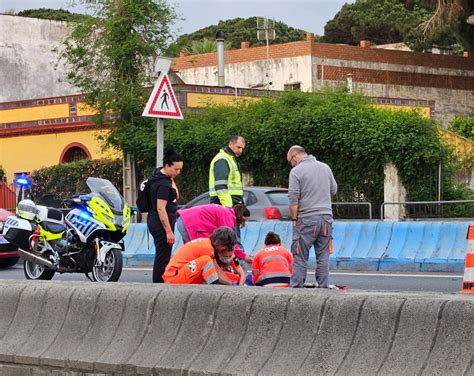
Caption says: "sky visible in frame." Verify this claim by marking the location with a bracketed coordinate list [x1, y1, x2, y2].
[0, 0, 356, 36]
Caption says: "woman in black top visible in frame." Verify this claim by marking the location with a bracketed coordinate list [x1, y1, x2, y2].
[147, 145, 183, 283]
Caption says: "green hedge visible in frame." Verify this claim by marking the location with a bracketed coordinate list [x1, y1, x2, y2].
[25, 90, 472, 218]
[30, 159, 123, 205]
[160, 90, 460, 208]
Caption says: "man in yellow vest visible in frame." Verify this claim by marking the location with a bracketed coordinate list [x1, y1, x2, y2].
[209, 135, 245, 207]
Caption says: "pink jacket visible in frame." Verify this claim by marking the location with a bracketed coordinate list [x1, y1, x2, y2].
[178, 204, 246, 258]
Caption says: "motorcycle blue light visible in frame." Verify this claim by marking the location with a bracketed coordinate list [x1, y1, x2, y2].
[80, 211, 91, 219]
[15, 177, 31, 187]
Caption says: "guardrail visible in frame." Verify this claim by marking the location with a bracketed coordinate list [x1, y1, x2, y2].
[333, 201, 372, 220]
[123, 220, 472, 272]
[380, 200, 474, 219]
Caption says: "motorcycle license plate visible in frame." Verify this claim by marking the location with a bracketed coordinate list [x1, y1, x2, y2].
[0, 235, 9, 244]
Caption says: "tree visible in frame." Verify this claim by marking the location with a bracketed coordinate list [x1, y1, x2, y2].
[16, 8, 86, 22]
[58, 0, 177, 169]
[322, 0, 472, 52]
[323, 1, 431, 45]
[418, 0, 474, 50]
[449, 115, 474, 141]
[166, 17, 307, 57]
[419, 0, 473, 31]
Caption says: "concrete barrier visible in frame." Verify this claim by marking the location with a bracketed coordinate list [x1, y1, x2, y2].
[123, 221, 472, 272]
[0, 281, 472, 375]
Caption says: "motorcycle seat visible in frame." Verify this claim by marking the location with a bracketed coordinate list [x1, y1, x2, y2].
[36, 206, 64, 222]
[41, 220, 67, 234]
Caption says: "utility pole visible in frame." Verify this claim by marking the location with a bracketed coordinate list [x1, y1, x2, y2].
[257, 17, 276, 90]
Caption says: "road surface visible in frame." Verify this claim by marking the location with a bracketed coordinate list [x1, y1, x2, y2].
[0, 263, 463, 294]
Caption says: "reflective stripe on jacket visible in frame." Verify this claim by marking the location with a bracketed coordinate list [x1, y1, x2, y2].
[209, 148, 243, 207]
[252, 245, 293, 286]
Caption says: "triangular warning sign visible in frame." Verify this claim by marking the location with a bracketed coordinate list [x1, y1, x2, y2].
[142, 73, 183, 119]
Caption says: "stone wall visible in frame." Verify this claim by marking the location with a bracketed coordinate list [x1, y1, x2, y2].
[0, 15, 74, 102]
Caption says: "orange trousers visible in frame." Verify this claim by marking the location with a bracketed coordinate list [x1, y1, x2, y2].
[164, 256, 218, 284]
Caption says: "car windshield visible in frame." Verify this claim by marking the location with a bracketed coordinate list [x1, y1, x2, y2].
[266, 191, 289, 206]
[86, 177, 124, 212]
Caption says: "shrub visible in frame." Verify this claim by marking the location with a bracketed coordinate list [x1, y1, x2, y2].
[160, 90, 460, 209]
[30, 159, 123, 204]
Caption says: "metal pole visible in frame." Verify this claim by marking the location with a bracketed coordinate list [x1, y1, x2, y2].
[438, 162, 442, 201]
[216, 31, 225, 86]
[265, 28, 270, 90]
[156, 118, 164, 167]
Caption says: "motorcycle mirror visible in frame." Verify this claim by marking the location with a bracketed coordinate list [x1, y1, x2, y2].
[79, 194, 92, 202]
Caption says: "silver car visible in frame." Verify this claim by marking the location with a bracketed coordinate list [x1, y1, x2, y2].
[181, 186, 290, 221]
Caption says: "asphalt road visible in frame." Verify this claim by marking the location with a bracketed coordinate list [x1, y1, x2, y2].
[0, 262, 464, 294]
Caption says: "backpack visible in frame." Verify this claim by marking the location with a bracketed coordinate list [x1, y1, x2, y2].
[136, 178, 152, 213]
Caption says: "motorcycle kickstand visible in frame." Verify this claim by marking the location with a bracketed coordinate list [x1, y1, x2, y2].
[85, 272, 93, 282]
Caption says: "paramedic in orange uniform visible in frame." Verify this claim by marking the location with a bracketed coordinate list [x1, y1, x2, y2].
[251, 232, 293, 287]
[163, 227, 240, 285]
[220, 256, 247, 285]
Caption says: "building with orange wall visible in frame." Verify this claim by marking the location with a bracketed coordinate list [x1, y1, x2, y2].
[0, 86, 268, 183]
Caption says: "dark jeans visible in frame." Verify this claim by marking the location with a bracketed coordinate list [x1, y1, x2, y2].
[148, 213, 176, 283]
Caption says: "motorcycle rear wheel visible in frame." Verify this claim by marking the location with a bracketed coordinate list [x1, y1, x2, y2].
[24, 260, 55, 280]
[91, 248, 122, 282]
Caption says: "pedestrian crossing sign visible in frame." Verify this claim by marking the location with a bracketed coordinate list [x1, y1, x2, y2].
[142, 73, 183, 119]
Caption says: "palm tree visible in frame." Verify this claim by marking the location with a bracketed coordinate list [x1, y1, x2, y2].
[187, 38, 232, 55]
[418, 0, 473, 36]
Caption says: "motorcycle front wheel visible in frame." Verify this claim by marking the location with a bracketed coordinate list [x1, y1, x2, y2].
[91, 248, 123, 282]
[24, 260, 55, 280]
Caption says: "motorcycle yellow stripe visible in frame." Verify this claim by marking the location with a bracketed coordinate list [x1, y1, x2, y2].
[88, 197, 116, 231]
[39, 228, 64, 241]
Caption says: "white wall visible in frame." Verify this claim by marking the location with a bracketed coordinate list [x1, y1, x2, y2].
[176, 55, 313, 91]
[0, 15, 76, 102]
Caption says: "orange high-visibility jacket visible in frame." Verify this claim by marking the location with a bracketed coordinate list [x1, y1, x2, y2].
[163, 238, 215, 279]
[251, 244, 293, 286]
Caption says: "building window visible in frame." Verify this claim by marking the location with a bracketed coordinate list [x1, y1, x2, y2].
[69, 103, 77, 116]
[63, 147, 88, 163]
[284, 82, 301, 91]
[59, 143, 92, 164]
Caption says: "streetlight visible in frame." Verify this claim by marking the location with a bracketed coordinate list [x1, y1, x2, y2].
[346, 73, 353, 94]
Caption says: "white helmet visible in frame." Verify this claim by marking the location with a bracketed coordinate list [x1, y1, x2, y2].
[16, 199, 37, 221]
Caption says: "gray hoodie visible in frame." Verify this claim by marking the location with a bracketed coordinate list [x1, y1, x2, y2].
[288, 155, 337, 218]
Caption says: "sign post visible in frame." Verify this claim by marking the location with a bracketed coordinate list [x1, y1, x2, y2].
[156, 119, 164, 168]
[142, 72, 183, 167]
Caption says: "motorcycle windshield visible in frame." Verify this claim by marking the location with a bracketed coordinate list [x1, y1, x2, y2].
[86, 177, 124, 212]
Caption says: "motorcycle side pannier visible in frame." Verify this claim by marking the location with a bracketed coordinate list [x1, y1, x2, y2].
[3, 216, 36, 250]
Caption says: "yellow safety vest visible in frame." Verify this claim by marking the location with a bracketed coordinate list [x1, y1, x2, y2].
[209, 149, 243, 207]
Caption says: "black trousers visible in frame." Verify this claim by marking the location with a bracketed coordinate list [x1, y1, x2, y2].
[148, 213, 176, 283]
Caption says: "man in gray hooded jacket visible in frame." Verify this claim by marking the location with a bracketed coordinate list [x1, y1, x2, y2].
[287, 145, 337, 288]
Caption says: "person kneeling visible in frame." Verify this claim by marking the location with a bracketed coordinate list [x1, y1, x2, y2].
[251, 232, 293, 288]
[163, 227, 242, 285]
[219, 255, 246, 286]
